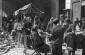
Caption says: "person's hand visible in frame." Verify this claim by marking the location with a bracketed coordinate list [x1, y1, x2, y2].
[28, 29, 30, 31]
[48, 41, 55, 44]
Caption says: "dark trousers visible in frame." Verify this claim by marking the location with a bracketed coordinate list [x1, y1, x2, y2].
[82, 49, 85, 55]
[80, 36, 85, 55]
[52, 44, 62, 55]
[81, 39, 85, 55]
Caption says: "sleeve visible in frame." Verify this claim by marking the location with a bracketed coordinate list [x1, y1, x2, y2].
[50, 28, 54, 37]
[13, 23, 18, 30]
[46, 22, 50, 31]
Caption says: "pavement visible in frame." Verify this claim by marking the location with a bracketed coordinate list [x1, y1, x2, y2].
[0, 44, 82, 55]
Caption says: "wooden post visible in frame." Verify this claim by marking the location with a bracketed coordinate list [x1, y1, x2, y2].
[70, 0, 73, 21]
[0, 0, 2, 27]
[51, 0, 59, 18]
[80, 0, 82, 20]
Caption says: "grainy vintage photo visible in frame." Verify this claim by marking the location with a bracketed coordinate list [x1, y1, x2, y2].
[0, 0, 85, 55]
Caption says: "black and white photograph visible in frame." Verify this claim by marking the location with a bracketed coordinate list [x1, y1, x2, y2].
[0, 0, 85, 55]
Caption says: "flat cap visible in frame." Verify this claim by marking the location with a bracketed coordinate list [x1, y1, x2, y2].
[53, 18, 59, 24]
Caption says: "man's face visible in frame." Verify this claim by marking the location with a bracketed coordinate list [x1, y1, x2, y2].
[26, 17, 31, 22]
[29, 18, 31, 22]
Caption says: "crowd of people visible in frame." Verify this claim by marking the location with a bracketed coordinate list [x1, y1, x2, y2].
[2, 14, 85, 55]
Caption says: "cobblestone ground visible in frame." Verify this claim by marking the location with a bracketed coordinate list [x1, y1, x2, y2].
[0, 45, 82, 55]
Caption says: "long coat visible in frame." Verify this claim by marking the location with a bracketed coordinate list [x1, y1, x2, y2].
[65, 24, 79, 50]
[81, 35, 85, 55]
[23, 21, 31, 35]
[51, 24, 66, 44]
[51, 24, 66, 55]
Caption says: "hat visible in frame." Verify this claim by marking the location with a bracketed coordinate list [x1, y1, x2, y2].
[53, 18, 59, 24]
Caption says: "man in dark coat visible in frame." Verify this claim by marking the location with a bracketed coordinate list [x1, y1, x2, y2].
[81, 33, 85, 55]
[23, 17, 32, 48]
[81, 19, 85, 55]
[75, 29, 85, 55]
[23, 17, 32, 35]
[65, 21, 77, 55]
[51, 18, 66, 55]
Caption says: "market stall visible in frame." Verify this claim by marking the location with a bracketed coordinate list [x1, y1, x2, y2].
[13, 3, 44, 55]
[13, 3, 44, 17]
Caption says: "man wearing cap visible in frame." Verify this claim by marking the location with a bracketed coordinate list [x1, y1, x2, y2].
[23, 17, 32, 35]
[23, 16, 32, 48]
[63, 19, 72, 43]
[63, 19, 72, 28]
[50, 18, 66, 55]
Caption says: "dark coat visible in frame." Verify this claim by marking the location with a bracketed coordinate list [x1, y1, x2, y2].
[65, 24, 77, 50]
[65, 24, 76, 33]
[23, 21, 31, 35]
[51, 25, 66, 44]
[65, 32, 77, 50]
[81, 35, 85, 55]
[51, 24, 66, 55]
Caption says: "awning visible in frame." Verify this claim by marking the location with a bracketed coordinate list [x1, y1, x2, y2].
[14, 3, 44, 16]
